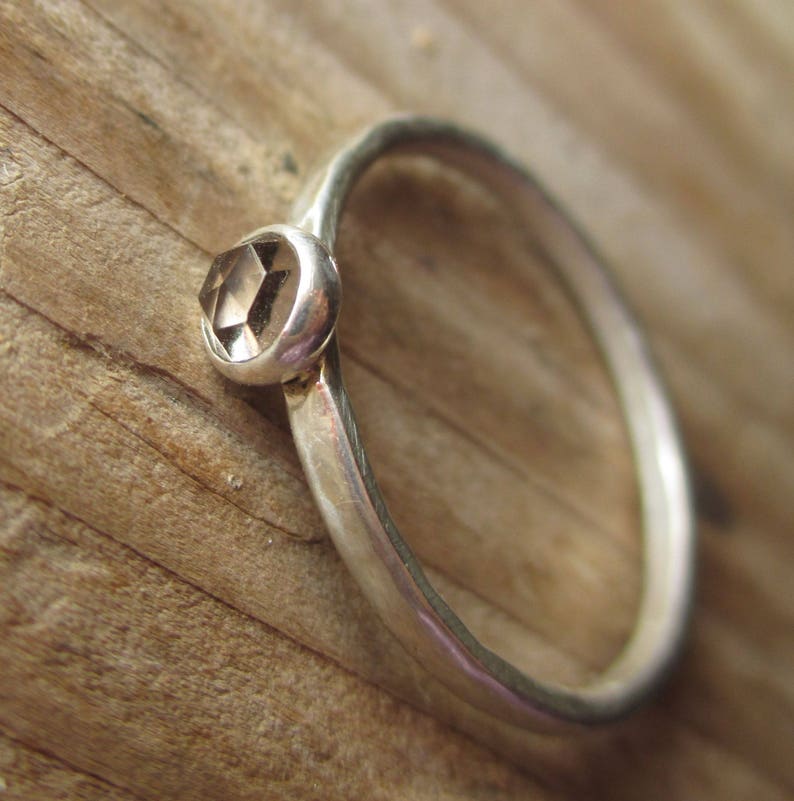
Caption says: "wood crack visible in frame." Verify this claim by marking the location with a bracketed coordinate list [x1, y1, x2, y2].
[0, 725, 150, 801]
[85, 398, 307, 543]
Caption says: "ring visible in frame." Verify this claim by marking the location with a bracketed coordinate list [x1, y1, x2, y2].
[198, 115, 695, 731]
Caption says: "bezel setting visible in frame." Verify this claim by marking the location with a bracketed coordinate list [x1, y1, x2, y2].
[199, 223, 342, 385]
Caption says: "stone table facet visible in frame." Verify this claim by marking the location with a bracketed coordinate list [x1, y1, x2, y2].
[199, 239, 296, 362]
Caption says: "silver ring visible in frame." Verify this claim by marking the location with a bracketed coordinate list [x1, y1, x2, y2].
[198, 115, 695, 731]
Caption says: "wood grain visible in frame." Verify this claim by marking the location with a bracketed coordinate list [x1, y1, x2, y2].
[0, 1, 792, 798]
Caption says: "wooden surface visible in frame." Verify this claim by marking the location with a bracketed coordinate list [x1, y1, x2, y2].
[1, 1, 792, 798]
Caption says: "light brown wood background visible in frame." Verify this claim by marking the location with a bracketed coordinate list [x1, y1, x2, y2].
[1, 1, 792, 799]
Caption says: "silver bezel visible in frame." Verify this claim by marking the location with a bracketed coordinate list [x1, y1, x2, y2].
[200, 223, 341, 385]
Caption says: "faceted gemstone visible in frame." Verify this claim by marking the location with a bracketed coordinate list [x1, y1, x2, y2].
[199, 238, 298, 361]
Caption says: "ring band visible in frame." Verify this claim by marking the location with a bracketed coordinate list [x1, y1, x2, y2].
[198, 115, 695, 730]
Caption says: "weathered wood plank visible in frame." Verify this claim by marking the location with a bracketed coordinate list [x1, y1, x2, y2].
[1, 0, 792, 797]
[448, 0, 794, 317]
[1, 451, 786, 800]
[0, 484, 547, 801]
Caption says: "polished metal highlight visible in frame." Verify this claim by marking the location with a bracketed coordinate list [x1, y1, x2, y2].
[199, 115, 695, 731]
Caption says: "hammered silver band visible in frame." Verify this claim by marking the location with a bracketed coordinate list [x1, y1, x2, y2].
[199, 115, 695, 731]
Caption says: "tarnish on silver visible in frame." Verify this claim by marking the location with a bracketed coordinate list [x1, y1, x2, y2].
[199, 115, 696, 731]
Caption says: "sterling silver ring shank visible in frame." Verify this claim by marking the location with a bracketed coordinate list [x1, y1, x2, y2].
[199, 115, 695, 731]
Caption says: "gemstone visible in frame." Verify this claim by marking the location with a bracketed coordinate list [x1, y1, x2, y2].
[199, 238, 298, 361]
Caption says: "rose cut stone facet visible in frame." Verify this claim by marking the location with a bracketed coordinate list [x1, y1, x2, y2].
[199, 238, 298, 362]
